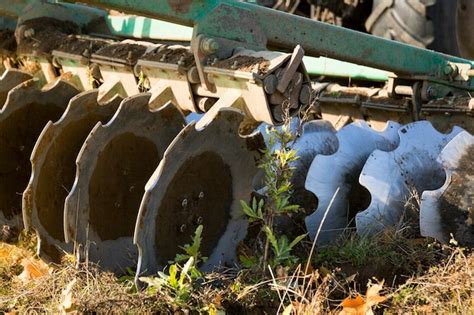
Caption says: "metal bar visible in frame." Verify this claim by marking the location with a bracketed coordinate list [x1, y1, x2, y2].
[73, 0, 474, 80]
[102, 16, 390, 81]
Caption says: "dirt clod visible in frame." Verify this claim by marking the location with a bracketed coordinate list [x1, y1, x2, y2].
[440, 145, 474, 247]
[16, 17, 80, 57]
[56, 35, 107, 56]
[141, 46, 194, 68]
[213, 55, 270, 74]
[93, 43, 147, 65]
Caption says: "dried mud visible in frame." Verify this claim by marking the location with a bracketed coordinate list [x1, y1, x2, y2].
[94, 43, 147, 65]
[56, 35, 107, 56]
[439, 145, 474, 247]
[89, 133, 160, 241]
[16, 17, 80, 57]
[154, 151, 232, 265]
[141, 46, 194, 68]
[213, 55, 270, 74]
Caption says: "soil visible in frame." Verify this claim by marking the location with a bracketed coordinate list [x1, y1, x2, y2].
[89, 133, 160, 241]
[154, 151, 232, 265]
[213, 55, 270, 74]
[94, 43, 147, 65]
[141, 46, 194, 68]
[0, 30, 16, 53]
[439, 145, 474, 247]
[0, 103, 65, 221]
[16, 17, 80, 57]
[56, 35, 107, 56]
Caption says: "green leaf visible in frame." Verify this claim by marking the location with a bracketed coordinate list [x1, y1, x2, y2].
[264, 226, 279, 253]
[168, 264, 178, 289]
[289, 233, 307, 249]
[240, 200, 257, 219]
[179, 257, 194, 286]
[239, 254, 258, 268]
[282, 204, 300, 212]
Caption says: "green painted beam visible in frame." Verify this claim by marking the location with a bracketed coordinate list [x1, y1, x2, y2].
[105, 15, 193, 41]
[74, 0, 473, 81]
[303, 57, 389, 81]
[102, 15, 389, 81]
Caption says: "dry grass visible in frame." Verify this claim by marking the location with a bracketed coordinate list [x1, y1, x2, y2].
[388, 245, 473, 314]
[0, 230, 472, 314]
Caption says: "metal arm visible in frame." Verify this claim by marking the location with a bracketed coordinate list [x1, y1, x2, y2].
[73, 0, 473, 84]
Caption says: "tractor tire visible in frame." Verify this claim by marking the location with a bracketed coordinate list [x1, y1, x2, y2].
[366, 0, 474, 59]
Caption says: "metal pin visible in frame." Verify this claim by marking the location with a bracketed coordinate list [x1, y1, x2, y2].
[177, 55, 185, 66]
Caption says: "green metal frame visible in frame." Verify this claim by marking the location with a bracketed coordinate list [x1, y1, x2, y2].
[72, 0, 473, 84]
[2, 0, 473, 88]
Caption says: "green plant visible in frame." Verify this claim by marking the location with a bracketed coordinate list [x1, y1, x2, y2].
[139, 225, 205, 308]
[140, 257, 195, 307]
[241, 123, 307, 269]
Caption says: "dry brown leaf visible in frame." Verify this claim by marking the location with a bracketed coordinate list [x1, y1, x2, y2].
[365, 281, 386, 307]
[339, 282, 386, 315]
[339, 294, 368, 315]
[0, 243, 27, 265]
[214, 293, 222, 307]
[17, 257, 51, 283]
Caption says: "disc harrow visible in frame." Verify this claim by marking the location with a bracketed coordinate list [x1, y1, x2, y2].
[0, 79, 78, 229]
[420, 131, 473, 246]
[356, 121, 464, 236]
[305, 120, 401, 244]
[64, 95, 184, 273]
[23, 89, 122, 261]
[0, 0, 472, 278]
[135, 108, 263, 276]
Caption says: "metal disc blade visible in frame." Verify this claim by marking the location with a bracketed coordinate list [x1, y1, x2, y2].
[135, 108, 264, 277]
[305, 120, 400, 244]
[23, 90, 121, 262]
[64, 95, 184, 274]
[420, 131, 473, 246]
[0, 79, 78, 229]
[0, 69, 32, 108]
[356, 121, 464, 236]
[290, 120, 338, 212]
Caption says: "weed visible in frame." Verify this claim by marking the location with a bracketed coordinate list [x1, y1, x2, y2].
[241, 122, 307, 270]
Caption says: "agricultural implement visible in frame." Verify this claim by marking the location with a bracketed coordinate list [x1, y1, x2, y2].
[0, 0, 472, 276]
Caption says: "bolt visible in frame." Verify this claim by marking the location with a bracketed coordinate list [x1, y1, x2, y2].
[187, 66, 200, 84]
[200, 38, 220, 55]
[23, 28, 35, 38]
[299, 84, 312, 105]
[126, 51, 133, 64]
[82, 48, 91, 58]
[443, 63, 458, 77]
[427, 86, 438, 99]
[177, 55, 185, 66]
[263, 74, 278, 94]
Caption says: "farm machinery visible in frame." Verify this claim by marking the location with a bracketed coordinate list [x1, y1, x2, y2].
[0, 0, 472, 276]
